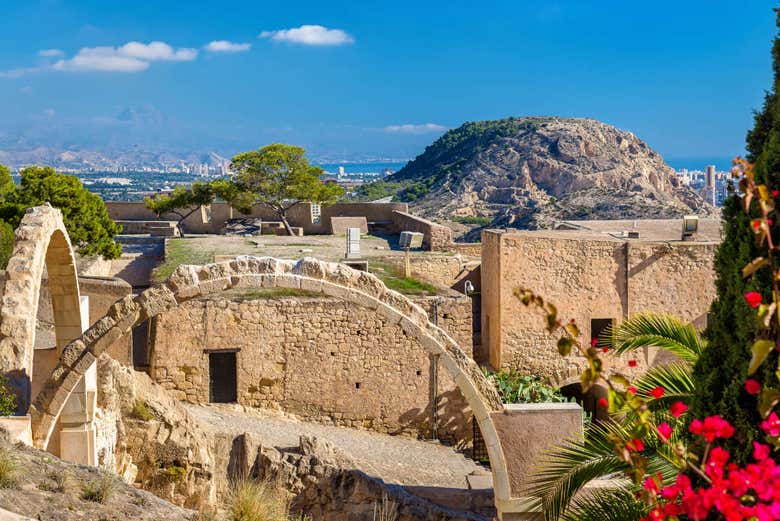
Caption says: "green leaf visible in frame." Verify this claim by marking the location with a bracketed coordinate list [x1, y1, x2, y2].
[759, 387, 780, 419]
[749, 340, 775, 375]
[557, 337, 573, 357]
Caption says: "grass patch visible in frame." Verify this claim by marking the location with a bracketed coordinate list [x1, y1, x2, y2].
[153, 238, 215, 283]
[370, 261, 438, 296]
[450, 215, 492, 226]
[81, 473, 117, 504]
[218, 288, 325, 300]
[131, 400, 155, 421]
[0, 446, 18, 488]
[39, 470, 70, 493]
[228, 479, 294, 521]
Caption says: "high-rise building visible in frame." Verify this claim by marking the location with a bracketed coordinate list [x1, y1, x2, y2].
[705, 165, 716, 206]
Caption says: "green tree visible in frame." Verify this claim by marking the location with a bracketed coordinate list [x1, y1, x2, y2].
[689, 8, 780, 462]
[230, 144, 343, 236]
[1, 166, 121, 259]
[144, 181, 215, 237]
[0, 165, 15, 200]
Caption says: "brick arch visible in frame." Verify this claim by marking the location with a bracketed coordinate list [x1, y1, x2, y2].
[0, 205, 84, 413]
[29, 255, 512, 503]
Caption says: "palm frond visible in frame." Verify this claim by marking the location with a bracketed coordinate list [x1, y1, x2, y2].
[528, 420, 632, 521]
[632, 363, 695, 409]
[560, 488, 648, 521]
[604, 313, 703, 364]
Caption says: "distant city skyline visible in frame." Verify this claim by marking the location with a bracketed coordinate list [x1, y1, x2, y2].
[0, 1, 777, 162]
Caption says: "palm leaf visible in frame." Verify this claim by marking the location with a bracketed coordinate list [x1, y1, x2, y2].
[632, 363, 695, 409]
[528, 420, 632, 521]
[604, 313, 703, 364]
[560, 488, 648, 521]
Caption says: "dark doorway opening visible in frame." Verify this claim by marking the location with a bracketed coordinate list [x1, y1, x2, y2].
[209, 351, 237, 403]
[560, 383, 608, 423]
[590, 318, 614, 347]
[132, 320, 150, 371]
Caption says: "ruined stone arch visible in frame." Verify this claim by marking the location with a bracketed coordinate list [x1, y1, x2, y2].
[29, 255, 513, 503]
[0, 205, 85, 413]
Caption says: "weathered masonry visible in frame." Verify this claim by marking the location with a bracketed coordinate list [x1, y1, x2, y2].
[480, 222, 718, 384]
[148, 294, 474, 444]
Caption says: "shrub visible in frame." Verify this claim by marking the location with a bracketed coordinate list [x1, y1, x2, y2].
[450, 215, 493, 226]
[486, 370, 568, 404]
[0, 376, 16, 416]
[81, 473, 117, 503]
[0, 446, 18, 488]
[131, 400, 155, 421]
[228, 479, 293, 521]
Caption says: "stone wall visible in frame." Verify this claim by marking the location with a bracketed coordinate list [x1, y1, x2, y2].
[148, 294, 475, 445]
[106, 201, 409, 236]
[381, 255, 477, 291]
[392, 211, 453, 251]
[481, 230, 718, 381]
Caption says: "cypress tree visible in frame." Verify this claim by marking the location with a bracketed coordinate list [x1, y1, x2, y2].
[690, 8, 780, 462]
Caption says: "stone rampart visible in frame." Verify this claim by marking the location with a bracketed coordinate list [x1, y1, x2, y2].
[392, 211, 453, 251]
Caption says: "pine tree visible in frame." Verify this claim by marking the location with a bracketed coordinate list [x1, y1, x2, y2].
[690, 8, 780, 462]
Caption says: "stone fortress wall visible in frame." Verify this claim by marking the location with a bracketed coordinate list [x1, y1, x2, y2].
[481, 228, 718, 382]
[148, 294, 475, 445]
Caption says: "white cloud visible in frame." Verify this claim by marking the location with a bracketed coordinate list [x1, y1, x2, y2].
[204, 40, 251, 53]
[38, 49, 64, 57]
[51, 41, 197, 73]
[259, 25, 354, 46]
[0, 66, 46, 78]
[383, 123, 447, 135]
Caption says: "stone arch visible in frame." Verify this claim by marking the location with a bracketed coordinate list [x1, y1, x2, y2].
[29, 255, 512, 503]
[0, 205, 84, 413]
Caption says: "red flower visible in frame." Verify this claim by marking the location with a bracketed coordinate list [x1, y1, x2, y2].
[753, 442, 770, 461]
[626, 438, 645, 452]
[745, 291, 763, 308]
[649, 386, 665, 399]
[628, 359, 637, 367]
[745, 379, 762, 395]
[670, 401, 688, 418]
[590, 337, 598, 347]
[657, 422, 673, 440]
[597, 398, 608, 409]
[689, 415, 735, 442]
[761, 412, 780, 437]
[773, 190, 779, 197]
[601, 346, 609, 353]
[627, 386, 637, 395]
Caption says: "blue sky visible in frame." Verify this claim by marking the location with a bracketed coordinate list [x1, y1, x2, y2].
[0, 0, 777, 163]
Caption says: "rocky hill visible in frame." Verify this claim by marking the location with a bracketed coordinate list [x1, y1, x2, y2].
[382, 117, 715, 237]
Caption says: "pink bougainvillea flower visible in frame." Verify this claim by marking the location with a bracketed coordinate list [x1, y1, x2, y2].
[773, 190, 779, 197]
[628, 359, 637, 367]
[745, 379, 762, 395]
[597, 398, 608, 409]
[590, 337, 598, 347]
[670, 401, 688, 418]
[626, 438, 645, 452]
[745, 291, 763, 308]
[601, 346, 609, 353]
[627, 386, 637, 395]
[657, 422, 673, 440]
[689, 415, 735, 442]
[761, 412, 780, 437]
[753, 442, 770, 461]
[649, 386, 665, 399]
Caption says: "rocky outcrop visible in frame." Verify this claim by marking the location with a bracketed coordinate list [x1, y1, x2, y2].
[0, 434, 195, 520]
[386, 117, 715, 237]
[97, 355, 216, 509]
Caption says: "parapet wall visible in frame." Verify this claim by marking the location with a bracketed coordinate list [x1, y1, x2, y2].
[481, 230, 718, 381]
[148, 293, 474, 445]
[391, 211, 453, 251]
[106, 201, 409, 236]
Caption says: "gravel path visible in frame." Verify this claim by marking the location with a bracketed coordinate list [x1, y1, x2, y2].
[186, 404, 487, 490]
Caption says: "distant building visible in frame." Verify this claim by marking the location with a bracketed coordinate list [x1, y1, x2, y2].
[705, 165, 716, 206]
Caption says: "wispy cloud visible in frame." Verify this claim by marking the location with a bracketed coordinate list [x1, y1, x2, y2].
[204, 40, 251, 53]
[259, 25, 354, 46]
[383, 123, 447, 135]
[38, 49, 64, 57]
[53, 41, 197, 72]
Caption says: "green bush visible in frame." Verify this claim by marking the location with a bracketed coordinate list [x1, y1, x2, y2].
[0, 376, 16, 416]
[450, 215, 493, 226]
[486, 370, 568, 404]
